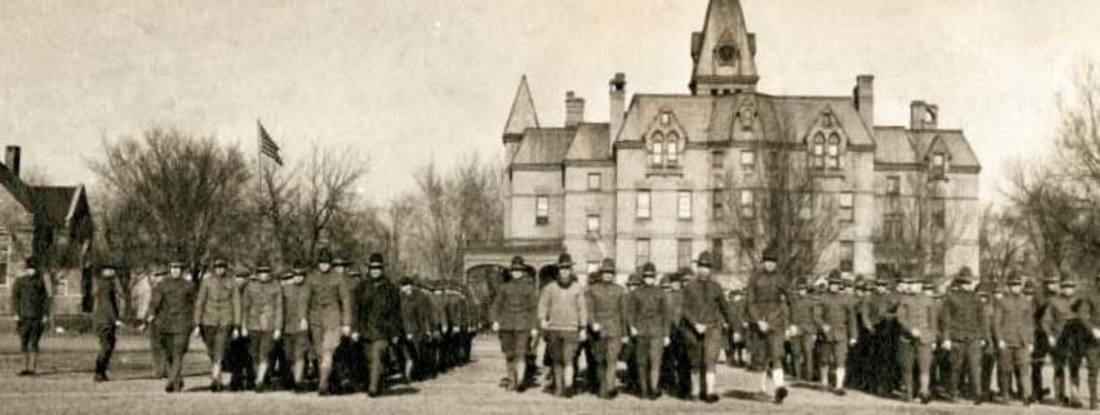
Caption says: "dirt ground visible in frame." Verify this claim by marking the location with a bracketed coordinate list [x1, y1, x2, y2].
[0, 333, 1088, 415]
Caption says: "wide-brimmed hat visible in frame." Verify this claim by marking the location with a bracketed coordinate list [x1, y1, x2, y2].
[694, 251, 713, 268]
[510, 256, 526, 271]
[641, 262, 657, 277]
[557, 253, 574, 268]
[367, 253, 384, 270]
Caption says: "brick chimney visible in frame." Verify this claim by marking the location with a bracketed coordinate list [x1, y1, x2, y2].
[609, 73, 626, 141]
[910, 101, 938, 130]
[5, 146, 20, 177]
[854, 75, 874, 127]
[565, 91, 585, 128]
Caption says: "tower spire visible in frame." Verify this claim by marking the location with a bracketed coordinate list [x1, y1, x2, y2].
[690, 0, 759, 95]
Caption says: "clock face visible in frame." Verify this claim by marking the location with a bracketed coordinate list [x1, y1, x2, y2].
[716, 45, 739, 64]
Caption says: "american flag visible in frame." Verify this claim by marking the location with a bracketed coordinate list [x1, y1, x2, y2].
[257, 121, 283, 166]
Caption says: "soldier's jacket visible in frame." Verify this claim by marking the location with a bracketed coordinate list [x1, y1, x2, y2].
[242, 280, 284, 332]
[726, 296, 747, 334]
[301, 270, 353, 328]
[491, 278, 538, 331]
[896, 294, 938, 344]
[537, 282, 587, 332]
[193, 275, 241, 327]
[150, 278, 197, 334]
[399, 290, 426, 336]
[1041, 296, 1077, 339]
[429, 292, 448, 330]
[446, 293, 470, 331]
[745, 271, 789, 329]
[789, 294, 818, 334]
[861, 292, 897, 330]
[626, 285, 670, 337]
[1075, 290, 1100, 333]
[993, 293, 1034, 347]
[355, 277, 403, 341]
[682, 278, 732, 329]
[11, 273, 50, 319]
[416, 290, 437, 335]
[585, 281, 627, 336]
[92, 278, 122, 327]
[940, 291, 990, 342]
[665, 289, 684, 330]
[813, 292, 857, 342]
[282, 282, 309, 334]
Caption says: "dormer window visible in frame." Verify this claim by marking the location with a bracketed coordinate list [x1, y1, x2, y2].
[811, 133, 826, 169]
[651, 132, 664, 165]
[666, 133, 680, 166]
[826, 133, 841, 169]
[647, 110, 686, 171]
[931, 152, 947, 179]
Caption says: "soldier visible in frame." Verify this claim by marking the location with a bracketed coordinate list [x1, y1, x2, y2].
[861, 277, 898, 396]
[334, 258, 363, 391]
[627, 264, 670, 400]
[280, 266, 310, 392]
[144, 269, 169, 379]
[1044, 279, 1085, 407]
[1079, 272, 1100, 409]
[621, 272, 642, 395]
[681, 252, 734, 403]
[992, 276, 1035, 405]
[1031, 277, 1059, 401]
[148, 260, 197, 393]
[356, 253, 402, 397]
[978, 289, 999, 401]
[940, 276, 988, 405]
[726, 289, 747, 368]
[91, 262, 123, 382]
[241, 264, 283, 392]
[787, 282, 817, 382]
[662, 271, 690, 398]
[11, 257, 51, 376]
[897, 277, 938, 404]
[537, 253, 587, 398]
[813, 275, 857, 395]
[300, 249, 353, 396]
[491, 256, 539, 392]
[585, 258, 628, 399]
[193, 256, 241, 391]
[745, 246, 791, 404]
[397, 277, 426, 382]
[428, 282, 449, 373]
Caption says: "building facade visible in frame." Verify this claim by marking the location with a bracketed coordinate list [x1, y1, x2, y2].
[466, 0, 980, 288]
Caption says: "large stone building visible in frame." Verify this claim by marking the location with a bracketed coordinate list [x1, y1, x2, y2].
[466, 0, 980, 287]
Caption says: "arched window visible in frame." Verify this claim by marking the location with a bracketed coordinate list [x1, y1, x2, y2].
[666, 132, 680, 165]
[811, 133, 825, 169]
[651, 132, 664, 166]
[826, 133, 841, 169]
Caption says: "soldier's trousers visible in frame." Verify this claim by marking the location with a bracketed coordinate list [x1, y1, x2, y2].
[683, 328, 723, 372]
[95, 324, 117, 375]
[157, 332, 190, 390]
[899, 340, 933, 398]
[948, 340, 984, 399]
[661, 331, 690, 397]
[591, 335, 623, 396]
[282, 332, 309, 380]
[998, 345, 1032, 399]
[747, 329, 765, 371]
[200, 325, 231, 363]
[789, 334, 815, 380]
[149, 322, 166, 377]
[396, 336, 422, 380]
[980, 349, 997, 396]
[1032, 331, 1053, 397]
[17, 319, 45, 353]
[634, 336, 664, 395]
[364, 339, 389, 394]
[249, 331, 275, 374]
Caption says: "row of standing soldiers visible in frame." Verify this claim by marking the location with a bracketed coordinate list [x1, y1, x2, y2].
[77, 250, 478, 396]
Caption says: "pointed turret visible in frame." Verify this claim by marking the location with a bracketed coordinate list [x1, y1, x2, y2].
[503, 75, 540, 140]
[689, 0, 759, 96]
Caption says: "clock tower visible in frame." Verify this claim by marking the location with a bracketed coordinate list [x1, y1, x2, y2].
[689, 0, 759, 96]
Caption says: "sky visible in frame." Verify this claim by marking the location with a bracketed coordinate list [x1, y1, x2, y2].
[1, 0, 1098, 204]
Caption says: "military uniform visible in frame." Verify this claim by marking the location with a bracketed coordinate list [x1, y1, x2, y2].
[626, 274, 669, 399]
[585, 259, 627, 398]
[1042, 283, 1084, 405]
[814, 281, 858, 394]
[11, 259, 50, 376]
[357, 254, 403, 396]
[241, 268, 284, 391]
[745, 270, 789, 371]
[787, 287, 818, 381]
[148, 264, 197, 393]
[280, 269, 310, 390]
[193, 263, 241, 390]
[1077, 276, 1100, 409]
[144, 271, 168, 378]
[491, 257, 538, 391]
[301, 252, 353, 395]
[860, 282, 899, 394]
[92, 265, 123, 382]
[940, 279, 989, 403]
[661, 273, 689, 398]
[397, 279, 427, 381]
[896, 280, 938, 403]
[725, 290, 747, 368]
[538, 254, 587, 397]
[993, 279, 1034, 404]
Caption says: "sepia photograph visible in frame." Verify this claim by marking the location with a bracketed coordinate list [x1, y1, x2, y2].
[2, 0, 1100, 413]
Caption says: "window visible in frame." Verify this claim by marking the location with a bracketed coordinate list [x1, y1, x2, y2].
[678, 191, 693, 219]
[651, 132, 664, 166]
[739, 189, 755, 218]
[812, 133, 825, 169]
[636, 239, 651, 269]
[883, 213, 903, 241]
[931, 152, 947, 178]
[587, 214, 600, 233]
[839, 241, 855, 272]
[826, 133, 841, 169]
[660, 112, 671, 125]
[666, 134, 679, 166]
[0, 234, 9, 285]
[712, 239, 725, 271]
[933, 205, 946, 229]
[740, 150, 755, 168]
[587, 173, 601, 191]
[798, 193, 813, 220]
[713, 190, 725, 219]
[712, 151, 725, 170]
[535, 196, 549, 225]
[636, 190, 651, 219]
[677, 239, 693, 270]
[739, 238, 755, 270]
[839, 192, 854, 222]
[886, 176, 900, 195]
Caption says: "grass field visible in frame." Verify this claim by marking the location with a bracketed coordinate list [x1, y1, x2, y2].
[0, 333, 1089, 414]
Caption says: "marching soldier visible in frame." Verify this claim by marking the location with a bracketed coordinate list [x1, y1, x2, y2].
[787, 282, 817, 382]
[145, 269, 168, 379]
[1079, 272, 1100, 409]
[861, 278, 898, 395]
[745, 246, 791, 404]
[622, 272, 643, 395]
[193, 256, 241, 391]
[585, 258, 628, 399]
[940, 276, 988, 405]
[357, 253, 402, 397]
[397, 277, 426, 382]
[491, 256, 539, 392]
[814, 275, 857, 395]
[537, 253, 587, 398]
[301, 249, 353, 396]
[626, 264, 670, 400]
[12, 257, 51, 377]
[1044, 279, 1085, 407]
[1031, 277, 1059, 401]
[148, 260, 197, 393]
[726, 289, 747, 368]
[241, 263, 284, 392]
[979, 289, 999, 400]
[280, 266, 310, 392]
[993, 276, 1035, 405]
[92, 262, 123, 382]
[428, 282, 449, 373]
[681, 251, 733, 403]
[896, 277, 938, 403]
[661, 271, 689, 398]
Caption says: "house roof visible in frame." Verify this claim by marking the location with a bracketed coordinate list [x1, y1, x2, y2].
[873, 127, 917, 164]
[872, 127, 980, 168]
[512, 128, 575, 165]
[565, 123, 611, 161]
[503, 75, 540, 137]
[0, 161, 88, 229]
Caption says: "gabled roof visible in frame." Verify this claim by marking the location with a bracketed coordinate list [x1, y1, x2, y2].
[693, 0, 758, 83]
[512, 128, 575, 165]
[564, 123, 611, 161]
[873, 127, 917, 164]
[0, 162, 89, 229]
[873, 127, 980, 169]
[503, 75, 540, 137]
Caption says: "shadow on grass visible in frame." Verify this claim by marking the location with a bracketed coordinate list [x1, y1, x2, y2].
[721, 389, 772, 403]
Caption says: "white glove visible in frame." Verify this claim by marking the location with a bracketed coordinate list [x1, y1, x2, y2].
[115, 320, 123, 328]
[822, 325, 832, 334]
[591, 323, 602, 333]
[663, 337, 671, 347]
[241, 328, 250, 337]
[351, 332, 361, 341]
[757, 321, 770, 333]
[407, 334, 414, 340]
[911, 329, 921, 338]
[621, 336, 630, 345]
[694, 324, 707, 334]
[299, 319, 309, 332]
[732, 333, 742, 343]
[273, 329, 282, 341]
[942, 340, 953, 350]
[1093, 328, 1100, 340]
[192, 327, 201, 337]
[849, 337, 857, 346]
[491, 322, 500, 332]
[579, 330, 587, 342]
[341, 325, 351, 337]
[540, 320, 549, 330]
[998, 340, 1006, 350]
[629, 326, 638, 337]
[529, 329, 538, 338]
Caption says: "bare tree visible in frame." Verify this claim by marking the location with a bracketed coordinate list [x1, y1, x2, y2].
[979, 204, 1028, 285]
[872, 169, 969, 279]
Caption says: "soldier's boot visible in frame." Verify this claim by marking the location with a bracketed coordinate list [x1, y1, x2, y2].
[690, 370, 701, 400]
[773, 368, 789, 404]
[703, 371, 719, 403]
[1069, 374, 1083, 408]
[28, 351, 38, 375]
[255, 363, 269, 392]
[835, 367, 847, 395]
[292, 360, 306, 392]
[563, 365, 575, 397]
[1089, 372, 1099, 410]
[820, 366, 830, 389]
[1054, 366, 1067, 404]
[919, 373, 932, 404]
[209, 362, 224, 391]
[552, 366, 565, 397]
[515, 360, 528, 392]
[317, 356, 334, 396]
[649, 366, 662, 399]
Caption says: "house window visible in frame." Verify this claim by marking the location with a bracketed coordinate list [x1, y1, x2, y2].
[712, 151, 725, 170]
[587, 173, 601, 191]
[933, 205, 946, 229]
[587, 214, 600, 233]
[712, 238, 725, 271]
[739, 238, 756, 270]
[636, 190, 651, 219]
[931, 153, 946, 178]
[740, 150, 755, 168]
[0, 234, 9, 285]
[887, 176, 900, 195]
[666, 135, 679, 166]
[678, 191, 693, 220]
[839, 192, 854, 222]
[798, 193, 813, 220]
[884, 213, 903, 241]
[677, 239, 693, 270]
[713, 190, 725, 219]
[812, 133, 826, 169]
[651, 132, 665, 166]
[839, 241, 855, 272]
[826, 133, 842, 169]
[535, 196, 549, 225]
[739, 189, 755, 218]
[636, 238, 651, 269]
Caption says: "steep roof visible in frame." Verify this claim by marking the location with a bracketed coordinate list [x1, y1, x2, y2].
[564, 123, 611, 161]
[873, 127, 917, 164]
[512, 128, 575, 164]
[32, 186, 81, 227]
[912, 130, 980, 168]
[692, 0, 758, 87]
[873, 127, 980, 168]
[503, 75, 540, 137]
